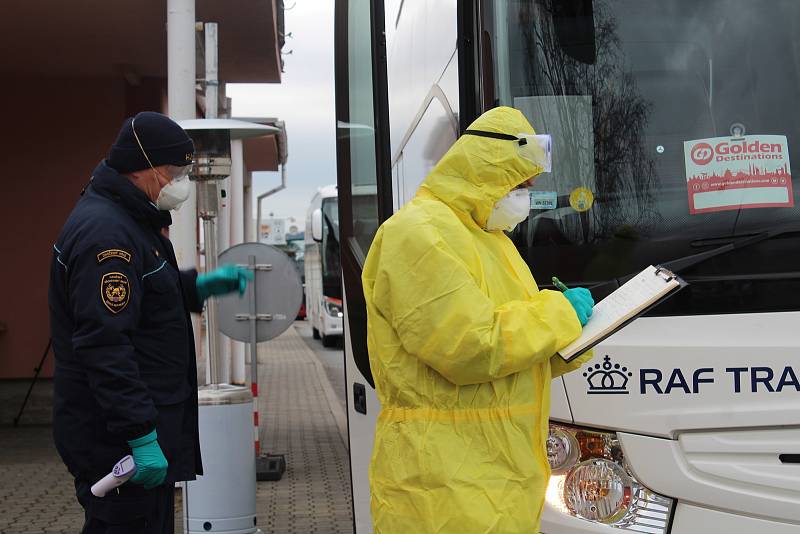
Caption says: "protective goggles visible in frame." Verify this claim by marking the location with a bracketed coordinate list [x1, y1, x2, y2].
[463, 129, 552, 173]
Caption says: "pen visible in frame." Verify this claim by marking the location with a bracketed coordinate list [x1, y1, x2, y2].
[551, 276, 569, 292]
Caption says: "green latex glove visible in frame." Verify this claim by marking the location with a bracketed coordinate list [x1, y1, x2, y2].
[563, 287, 595, 326]
[196, 264, 254, 301]
[127, 430, 168, 490]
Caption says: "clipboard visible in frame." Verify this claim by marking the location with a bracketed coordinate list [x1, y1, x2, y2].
[558, 265, 688, 362]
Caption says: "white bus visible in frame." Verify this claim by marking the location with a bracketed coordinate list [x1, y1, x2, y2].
[334, 1, 800, 533]
[304, 185, 343, 347]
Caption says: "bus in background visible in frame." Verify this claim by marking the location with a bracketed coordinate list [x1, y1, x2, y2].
[285, 231, 307, 319]
[305, 185, 343, 347]
[335, 1, 800, 533]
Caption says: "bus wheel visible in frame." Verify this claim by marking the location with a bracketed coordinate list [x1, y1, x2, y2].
[313, 327, 321, 340]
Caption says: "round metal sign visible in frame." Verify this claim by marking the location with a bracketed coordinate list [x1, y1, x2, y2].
[216, 242, 303, 343]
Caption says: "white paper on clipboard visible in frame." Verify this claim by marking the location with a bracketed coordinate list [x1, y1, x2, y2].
[558, 265, 683, 361]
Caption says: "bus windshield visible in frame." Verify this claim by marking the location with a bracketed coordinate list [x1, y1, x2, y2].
[321, 197, 342, 295]
[484, 0, 800, 314]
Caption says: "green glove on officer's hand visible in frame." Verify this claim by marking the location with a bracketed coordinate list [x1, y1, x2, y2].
[127, 430, 168, 490]
[196, 264, 254, 301]
[563, 287, 594, 326]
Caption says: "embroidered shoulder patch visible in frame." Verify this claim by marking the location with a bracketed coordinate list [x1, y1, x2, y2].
[101, 272, 130, 314]
[97, 249, 132, 264]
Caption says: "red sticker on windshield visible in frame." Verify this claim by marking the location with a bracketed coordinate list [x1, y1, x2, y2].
[684, 135, 793, 214]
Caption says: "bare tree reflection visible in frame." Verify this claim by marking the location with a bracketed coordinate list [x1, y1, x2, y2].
[518, 0, 659, 243]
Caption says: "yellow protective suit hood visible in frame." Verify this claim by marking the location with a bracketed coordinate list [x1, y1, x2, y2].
[362, 106, 593, 533]
[420, 106, 543, 229]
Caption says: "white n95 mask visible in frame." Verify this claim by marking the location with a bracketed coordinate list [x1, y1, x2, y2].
[486, 189, 531, 232]
[156, 175, 191, 211]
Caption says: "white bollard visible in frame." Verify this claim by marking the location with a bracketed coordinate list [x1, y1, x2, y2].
[185, 385, 260, 533]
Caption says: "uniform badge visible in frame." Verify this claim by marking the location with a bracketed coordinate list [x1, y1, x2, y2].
[101, 272, 130, 313]
[97, 249, 132, 264]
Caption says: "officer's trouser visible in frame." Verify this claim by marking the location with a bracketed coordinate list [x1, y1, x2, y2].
[76, 479, 175, 534]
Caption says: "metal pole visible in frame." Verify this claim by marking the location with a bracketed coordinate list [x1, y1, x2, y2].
[204, 218, 221, 385]
[199, 181, 223, 386]
[204, 22, 219, 119]
[167, 0, 198, 268]
[169, 4, 198, 530]
[167, 0, 196, 120]
[230, 140, 246, 384]
[204, 21, 234, 385]
[203, 22, 231, 384]
[248, 254, 260, 455]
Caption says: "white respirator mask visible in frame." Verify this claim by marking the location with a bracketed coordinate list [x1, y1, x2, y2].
[155, 173, 191, 211]
[132, 117, 193, 211]
[485, 188, 531, 232]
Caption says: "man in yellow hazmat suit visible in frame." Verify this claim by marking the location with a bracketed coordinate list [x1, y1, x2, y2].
[361, 106, 595, 533]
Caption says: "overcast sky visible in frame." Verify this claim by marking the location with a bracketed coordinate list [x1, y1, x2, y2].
[228, 0, 335, 231]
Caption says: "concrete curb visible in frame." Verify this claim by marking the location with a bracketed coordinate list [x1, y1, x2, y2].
[300, 327, 350, 450]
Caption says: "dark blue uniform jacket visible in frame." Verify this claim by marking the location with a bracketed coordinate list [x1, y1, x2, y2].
[49, 161, 204, 485]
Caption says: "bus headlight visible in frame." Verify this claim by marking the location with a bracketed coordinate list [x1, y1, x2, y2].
[565, 459, 632, 523]
[545, 424, 673, 532]
[324, 296, 343, 318]
[546, 427, 579, 474]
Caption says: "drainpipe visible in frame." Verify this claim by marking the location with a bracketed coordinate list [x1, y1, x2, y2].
[256, 121, 288, 242]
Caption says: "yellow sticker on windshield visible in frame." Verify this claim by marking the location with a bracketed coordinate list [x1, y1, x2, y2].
[569, 188, 594, 212]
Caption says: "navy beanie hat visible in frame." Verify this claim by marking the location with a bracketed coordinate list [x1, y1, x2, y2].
[108, 111, 195, 174]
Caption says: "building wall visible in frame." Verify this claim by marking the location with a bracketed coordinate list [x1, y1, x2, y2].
[0, 76, 163, 379]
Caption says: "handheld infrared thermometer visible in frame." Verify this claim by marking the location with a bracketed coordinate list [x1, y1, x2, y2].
[91, 455, 137, 497]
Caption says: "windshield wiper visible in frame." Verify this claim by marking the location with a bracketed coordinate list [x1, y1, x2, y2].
[660, 226, 800, 275]
[588, 226, 800, 296]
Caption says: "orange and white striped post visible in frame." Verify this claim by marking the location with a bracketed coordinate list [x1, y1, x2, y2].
[247, 254, 261, 458]
[252, 381, 260, 456]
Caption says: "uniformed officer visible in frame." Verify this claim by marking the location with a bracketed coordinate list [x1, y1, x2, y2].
[48, 112, 252, 533]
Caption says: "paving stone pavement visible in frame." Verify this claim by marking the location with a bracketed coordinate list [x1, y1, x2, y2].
[253, 324, 353, 533]
[0, 425, 87, 533]
[0, 324, 353, 533]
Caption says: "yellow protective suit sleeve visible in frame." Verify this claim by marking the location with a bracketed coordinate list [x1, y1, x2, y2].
[550, 349, 595, 378]
[371, 223, 582, 386]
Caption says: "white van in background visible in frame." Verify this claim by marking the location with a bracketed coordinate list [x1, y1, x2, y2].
[305, 185, 343, 347]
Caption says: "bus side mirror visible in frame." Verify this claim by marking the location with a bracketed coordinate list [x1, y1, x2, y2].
[312, 209, 323, 242]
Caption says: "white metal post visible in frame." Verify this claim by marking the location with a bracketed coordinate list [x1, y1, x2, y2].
[167, 0, 197, 270]
[230, 139, 246, 385]
[204, 22, 219, 119]
[203, 21, 233, 385]
[168, 4, 197, 528]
